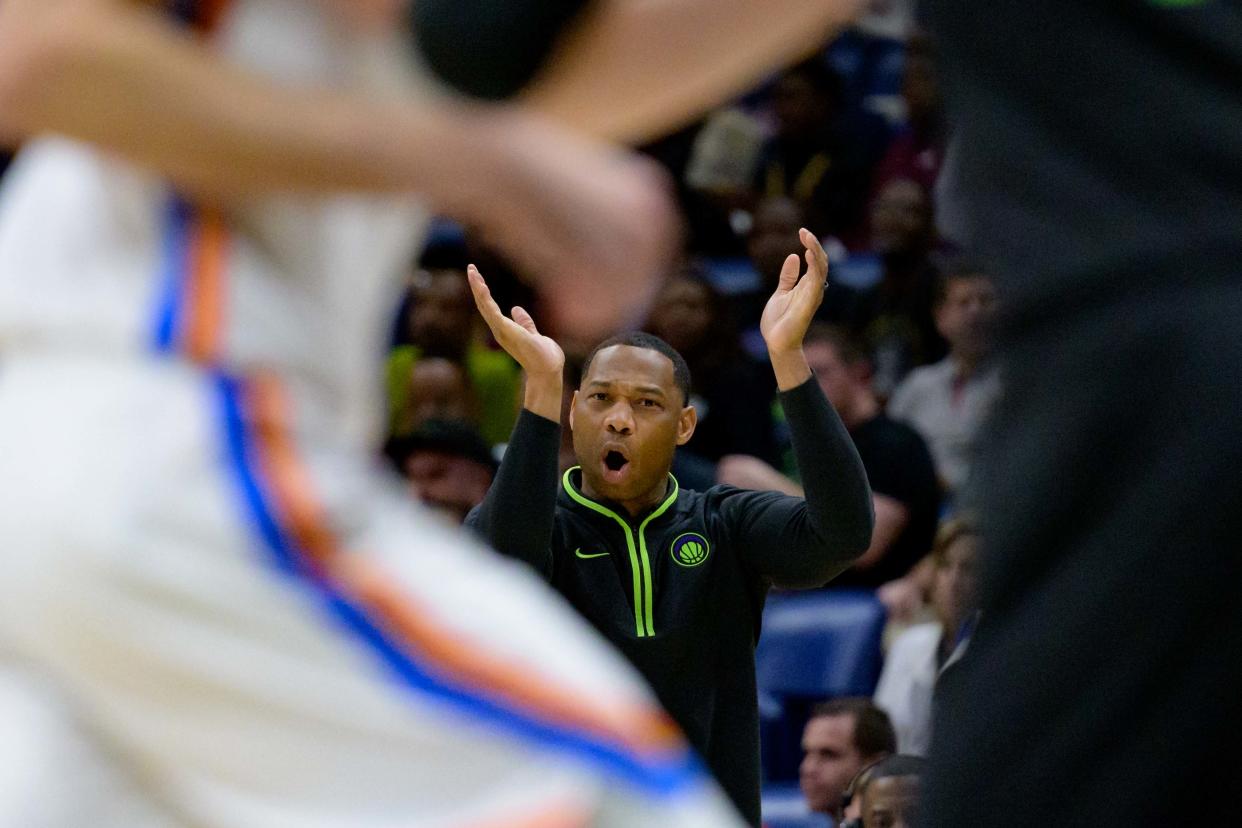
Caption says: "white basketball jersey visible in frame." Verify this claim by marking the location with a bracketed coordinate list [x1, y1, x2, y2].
[0, 0, 431, 446]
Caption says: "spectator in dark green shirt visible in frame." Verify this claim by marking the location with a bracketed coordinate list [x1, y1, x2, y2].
[464, 229, 873, 826]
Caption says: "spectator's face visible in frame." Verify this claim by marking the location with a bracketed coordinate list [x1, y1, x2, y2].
[862, 775, 921, 828]
[800, 714, 865, 814]
[748, 197, 805, 292]
[805, 340, 859, 416]
[935, 275, 996, 356]
[869, 180, 932, 257]
[646, 278, 714, 356]
[773, 73, 831, 140]
[405, 358, 475, 431]
[570, 346, 694, 504]
[408, 269, 474, 355]
[933, 534, 979, 633]
[405, 450, 494, 525]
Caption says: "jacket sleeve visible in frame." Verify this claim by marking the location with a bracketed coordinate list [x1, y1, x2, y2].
[464, 409, 561, 579]
[718, 377, 874, 588]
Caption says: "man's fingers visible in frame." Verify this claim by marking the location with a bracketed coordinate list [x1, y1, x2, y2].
[511, 305, 539, 335]
[776, 253, 801, 293]
[800, 227, 828, 278]
[467, 264, 507, 326]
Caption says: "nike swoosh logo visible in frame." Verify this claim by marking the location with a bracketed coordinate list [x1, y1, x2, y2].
[574, 548, 610, 560]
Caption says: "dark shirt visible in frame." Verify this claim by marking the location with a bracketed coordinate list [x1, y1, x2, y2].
[831, 413, 940, 588]
[682, 355, 780, 466]
[841, 259, 947, 398]
[467, 378, 873, 826]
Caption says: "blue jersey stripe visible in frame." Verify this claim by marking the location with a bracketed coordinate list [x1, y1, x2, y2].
[212, 373, 704, 799]
[151, 196, 193, 353]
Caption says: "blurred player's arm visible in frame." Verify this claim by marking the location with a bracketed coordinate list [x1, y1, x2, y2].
[461, 266, 563, 578]
[0, 0, 682, 339]
[523, 0, 867, 143]
[0, 0, 512, 205]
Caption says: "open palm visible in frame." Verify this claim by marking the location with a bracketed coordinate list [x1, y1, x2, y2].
[467, 265, 564, 376]
[760, 228, 829, 354]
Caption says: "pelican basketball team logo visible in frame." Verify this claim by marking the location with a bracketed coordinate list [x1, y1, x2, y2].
[671, 532, 711, 568]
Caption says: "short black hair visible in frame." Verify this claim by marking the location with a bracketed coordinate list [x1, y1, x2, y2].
[580, 332, 693, 406]
[810, 698, 897, 759]
[855, 754, 927, 798]
[933, 255, 992, 306]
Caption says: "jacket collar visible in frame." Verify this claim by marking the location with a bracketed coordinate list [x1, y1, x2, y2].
[559, 467, 680, 527]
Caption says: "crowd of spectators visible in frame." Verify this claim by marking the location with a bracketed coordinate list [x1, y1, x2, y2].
[378, 14, 994, 818]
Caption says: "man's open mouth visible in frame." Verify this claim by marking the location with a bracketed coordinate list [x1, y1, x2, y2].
[601, 447, 631, 482]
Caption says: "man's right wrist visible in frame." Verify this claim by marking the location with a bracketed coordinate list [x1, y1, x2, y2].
[522, 372, 563, 423]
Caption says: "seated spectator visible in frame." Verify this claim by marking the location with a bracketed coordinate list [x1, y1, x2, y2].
[873, 519, 979, 755]
[799, 699, 896, 822]
[718, 325, 940, 588]
[393, 355, 479, 436]
[738, 196, 860, 342]
[644, 266, 780, 465]
[845, 177, 945, 399]
[386, 265, 520, 446]
[850, 754, 926, 828]
[754, 59, 878, 241]
[870, 34, 946, 198]
[888, 261, 999, 496]
[385, 419, 498, 525]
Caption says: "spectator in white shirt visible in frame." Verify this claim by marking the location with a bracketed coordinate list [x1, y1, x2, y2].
[888, 261, 999, 496]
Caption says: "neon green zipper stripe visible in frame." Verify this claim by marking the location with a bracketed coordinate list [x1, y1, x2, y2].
[563, 468, 645, 637]
[637, 478, 679, 637]
[562, 468, 680, 638]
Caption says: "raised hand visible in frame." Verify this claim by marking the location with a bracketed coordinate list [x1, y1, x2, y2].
[759, 228, 828, 356]
[467, 265, 565, 379]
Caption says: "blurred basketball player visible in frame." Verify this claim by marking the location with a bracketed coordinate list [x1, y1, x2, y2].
[0, 0, 863, 825]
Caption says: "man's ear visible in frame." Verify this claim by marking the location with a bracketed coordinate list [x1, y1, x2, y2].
[568, 390, 578, 431]
[676, 405, 698, 446]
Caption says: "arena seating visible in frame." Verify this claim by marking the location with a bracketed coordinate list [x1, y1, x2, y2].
[756, 589, 886, 781]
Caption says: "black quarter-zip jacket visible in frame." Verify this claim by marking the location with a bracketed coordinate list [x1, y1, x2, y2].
[466, 377, 873, 825]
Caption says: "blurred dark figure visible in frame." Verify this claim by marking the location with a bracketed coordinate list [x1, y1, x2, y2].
[644, 266, 779, 465]
[386, 265, 520, 446]
[386, 419, 498, 525]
